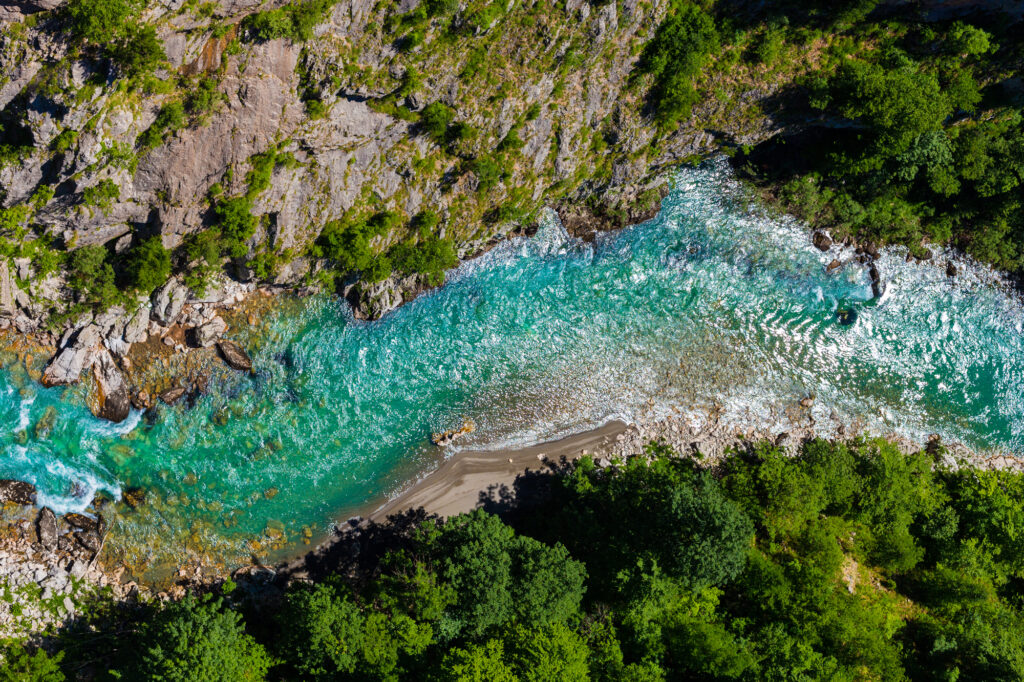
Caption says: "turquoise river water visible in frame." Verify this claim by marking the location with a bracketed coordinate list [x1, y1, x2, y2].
[2, 159, 1023, 569]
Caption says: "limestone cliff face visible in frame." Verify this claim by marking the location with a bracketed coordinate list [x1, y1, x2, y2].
[0, 0, 783, 349]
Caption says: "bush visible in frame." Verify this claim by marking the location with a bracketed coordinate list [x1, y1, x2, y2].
[244, 0, 336, 42]
[0, 642, 64, 682]
[637, 1, 718, 126]
[138, 101, 185, 151]
[214, 197, 257, 258]
[125, 235, 172, 292]
[421, 102, 455, 143]
[468, 156, 502, 190]
[65, 0, 138, 44]
[82, 179, 120, 212]
[108, 25, 166, 76]
[68, 244, 119, 309]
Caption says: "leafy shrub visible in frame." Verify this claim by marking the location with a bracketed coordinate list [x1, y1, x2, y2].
[186, 77, 225, 121]
[0, 642, 64, 682]
[390, 237, 458, 285]
[421, 102, 455, 143]
[214, 197, 257, 258]
[468, 156, 502, 190]
[68, 244, 119, 309]
[244, 0, 336, 42]
[124, 236, 172, 293]
[108, 25, 166, 76]
[637, 1, 718, 126]
[82, 179, 120, 212]
[137, 101, 186, 151]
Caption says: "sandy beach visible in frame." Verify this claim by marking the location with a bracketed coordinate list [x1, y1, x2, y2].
[368, 421, 631, 521]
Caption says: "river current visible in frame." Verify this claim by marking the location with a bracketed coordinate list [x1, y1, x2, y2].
[2, 159, 1022, 570]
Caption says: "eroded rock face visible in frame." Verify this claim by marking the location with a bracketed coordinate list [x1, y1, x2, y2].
[92, 350, 131, 423]
[0, 479, 36, 505]
[216, 339, 252, 371]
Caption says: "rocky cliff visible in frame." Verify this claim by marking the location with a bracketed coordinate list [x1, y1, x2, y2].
[0, 0, 782, 418]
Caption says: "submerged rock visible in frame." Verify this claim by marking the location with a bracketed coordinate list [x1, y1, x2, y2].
[64, 513, 98, 532]
[159, 386, 187, 405]
[122, 487, 147, 509]
[0, 479, 36, 505]
[217, 339, 252, 372]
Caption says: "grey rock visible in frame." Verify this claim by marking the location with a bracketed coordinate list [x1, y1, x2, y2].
[812, 232, 833, 252]
[159, 386, 187, 405]
[63, 596, 75, 614]
[0, 479, 36, 505]
[91, 350, 131, 422]
[217, 339, 252, 371]
[68, 560, 87, 579]
[124, 304, 151, 343]
[37, 507, 58, 550]
[151, 278, 189, 325]
[193, 315, 227, 347]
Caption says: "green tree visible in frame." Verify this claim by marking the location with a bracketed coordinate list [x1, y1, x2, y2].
[505, 623, 591, 681]
[0, 643, 64, 682]
[637, 2, 718, 125]
[123, 596, 271, 682]
[437, 640, 516, 682]
[125, 236, 172, 292]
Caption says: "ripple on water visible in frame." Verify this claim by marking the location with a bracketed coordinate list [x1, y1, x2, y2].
[2, 158, 1023, 571]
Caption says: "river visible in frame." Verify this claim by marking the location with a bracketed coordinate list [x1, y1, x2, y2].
[2, 158, 1022, 573]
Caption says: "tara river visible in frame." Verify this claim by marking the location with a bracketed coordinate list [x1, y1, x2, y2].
[2, 159, 1023, 574]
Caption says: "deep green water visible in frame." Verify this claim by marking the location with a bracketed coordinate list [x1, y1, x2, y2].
[2, 159, 1022, 567]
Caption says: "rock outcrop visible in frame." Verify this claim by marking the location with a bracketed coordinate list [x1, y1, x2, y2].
[0, 480, 35, 505]
[92, 350, 131, 423]
[217, 339, 252, 372]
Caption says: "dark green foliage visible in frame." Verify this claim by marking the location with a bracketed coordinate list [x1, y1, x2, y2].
[276, 579, 432, 680]
[138, 101, 186, 151]
[424, 509, 587, 638]
[421, 102, 455, 143]
[244, 0, 336, 42]
[0, 642, 64, 682]
[65, 0, 165, 76]
[65, 0, 140, 45]
[186, 77, 226, 121]
[214, 197, 257, 258]
[108, 25, 166, 77]
[124, 236, 172, 293]
[68, 244, 119, 309]
[81, 179, 120, 212]
[638, 1, 718, 126]
[736, 14, 1024, 273]
[119, 596, 271, 681]
[468, 156, 503, 190]
[23, 436, 1024, 680]
[389, 236, 458, 285]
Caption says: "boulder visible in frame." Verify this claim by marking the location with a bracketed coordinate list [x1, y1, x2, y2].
[0, 479, 36, 505]
[812, 232, 833, 252]
[92, 350, 131, 423]
[63, 512, 98, 532]
[124, 304, 151, 343]
[193, 315, 227, 347]
[131, 390, 153, 410]
[826, 259, 842, 273]
[864, 243, 881, 259]
[150, 278, 189, 325]
[946, 261, 957, 277]
[159, 386, 187, 405]
[41, 345, 92, 387]
[37, 507, 58, 550]
[217, 339, 252, 371]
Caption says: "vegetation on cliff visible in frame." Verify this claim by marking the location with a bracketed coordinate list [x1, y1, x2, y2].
[724, 1, 1024, 270]
[8, 437, 1024, 680]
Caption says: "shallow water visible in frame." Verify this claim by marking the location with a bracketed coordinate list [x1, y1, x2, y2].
[2, 159, 1023, 569]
